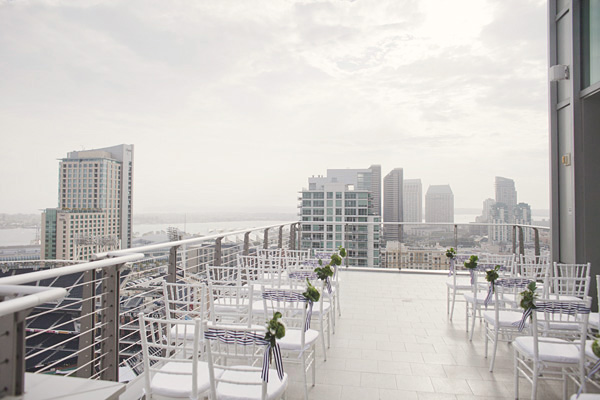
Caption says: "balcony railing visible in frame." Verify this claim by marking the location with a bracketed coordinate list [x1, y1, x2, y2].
[0, 221, 548, 398]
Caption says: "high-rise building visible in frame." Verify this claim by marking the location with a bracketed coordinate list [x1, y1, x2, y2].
[300, 171, 381, 267]
[309, 165, 382, 216]
[383, 168, 403, 243]
[488, 202, 511, 243]
[41, 144, 134, 260]
[495, 177, 517, 218]
[425, 185, 454, 223]
[403, 179, 422, 224]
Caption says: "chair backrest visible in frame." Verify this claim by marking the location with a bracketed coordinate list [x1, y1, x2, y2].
[261, 288, 314, 347]
[493, 278, 533, 310]
[553, 263, 591, 297]
[520, 253, 550, 265]
[139, 313, 202, 398]
[163, 281, 207, 320]
[206, 264, 242, 286]
[520, 263, 551, 295]
[203, 323, 273, 400]
[481, 253, 516, 276]
[237, 254, 260, 284]
[208, 283, 254, 326]
[530, 298, 590, 348]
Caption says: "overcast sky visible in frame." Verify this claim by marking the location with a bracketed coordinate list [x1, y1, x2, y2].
[0, 0, 549, 216]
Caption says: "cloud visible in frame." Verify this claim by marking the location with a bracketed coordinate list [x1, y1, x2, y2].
[0, 0, 550, 214]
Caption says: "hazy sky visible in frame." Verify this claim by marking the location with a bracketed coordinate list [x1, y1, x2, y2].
[0, 0, 549, 215]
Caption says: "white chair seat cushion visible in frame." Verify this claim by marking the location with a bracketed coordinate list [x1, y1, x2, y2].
[584, 340, 600, 361]
[464, 292, 495, 305]
[277, 328, 319, 351]
[151, 361, 218, 397]
[513, 336, 581, 364]
[571, 394, 600, 400]
[483, 310, 524, 327]
[446, 276, 471, 289]
[216, 366, 288, 400]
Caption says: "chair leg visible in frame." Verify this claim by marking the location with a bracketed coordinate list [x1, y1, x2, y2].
[465, 301, 469, 332]
[320, 322, 327, 361]
[531, 363, 538, 400]
[514, 349, 519, 400]
[450, 288, 457, 321]
[311, 349, 316, 387]
[469, 304, 476, 341]
[302, 353, 308, 400]
[336, 287, 341, 317]
[489, 328, 499, 372]
[484, 323, 489, 358]
[327, 312, 331, 348]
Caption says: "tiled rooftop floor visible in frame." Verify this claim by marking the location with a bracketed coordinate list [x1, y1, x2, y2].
[283, 269, 569, 400]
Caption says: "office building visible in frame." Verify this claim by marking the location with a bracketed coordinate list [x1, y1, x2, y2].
[41, 144, 134, 260]
[549, 1, 600, 292]
[425, 185, 454, 223]
[308, 165, 382, 216]
[300, 172, 381, 267]
[495, 177, 517, 219]
[403, 178, 422, 228]
[383, 168, 403, 243]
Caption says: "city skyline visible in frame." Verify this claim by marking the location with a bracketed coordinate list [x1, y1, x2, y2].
[0, 0, 549, 215]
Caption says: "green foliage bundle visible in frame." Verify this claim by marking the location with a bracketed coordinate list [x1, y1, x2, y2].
[445, 247, 456, 259]
[463, 255, 479, 269]
[485, 265, 501, 283]
[519, 281, 538, 316]
[302, 279, 321, 303]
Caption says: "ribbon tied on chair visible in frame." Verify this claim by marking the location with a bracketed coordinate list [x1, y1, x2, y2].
[262, 290, 314, 332]
[204, 328, 285, 382]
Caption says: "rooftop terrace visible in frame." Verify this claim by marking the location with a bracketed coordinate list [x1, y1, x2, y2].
[279, 269, 566, 400]
[0, 222, 577, 400]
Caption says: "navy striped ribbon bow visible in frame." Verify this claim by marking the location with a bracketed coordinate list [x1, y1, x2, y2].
[513, 300, 590, 332]
[288, 271, 332, 294]
[262, 290, 313, 331]
[204, 328, 284, 382]
[484, 281, 495, 306]
[484, 277, 531, 307]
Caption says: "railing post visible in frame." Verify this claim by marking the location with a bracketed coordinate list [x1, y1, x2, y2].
[77, 269, 96, 378]
[243, 232, 250, 256]
[290, 224, 296, 250]
[100, 262, 121, 382]
[512, 225, 517, 254]
[214, 238, 223, 266]
[263, 228, 269, 249]
[534, 228, 540, 257]
[168, 246, 179, 283]
[518, 226, 525, 256]
[278, 226, 283, 249]
[0, 309, 29, 397]
[454, 224, 458, 248]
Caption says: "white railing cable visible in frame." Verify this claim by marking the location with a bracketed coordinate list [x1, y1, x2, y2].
[0, 253, 145, 286]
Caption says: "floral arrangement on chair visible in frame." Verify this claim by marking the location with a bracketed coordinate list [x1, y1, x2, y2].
[314, 246, 345, 293]
[484, 265, 501, 306]
[463, 255, 478, 269]
[303, 279, 320, 303]
[265, 311, 286, 362]
[514, 282, 538, 331]
[445, 247, 456, 259]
